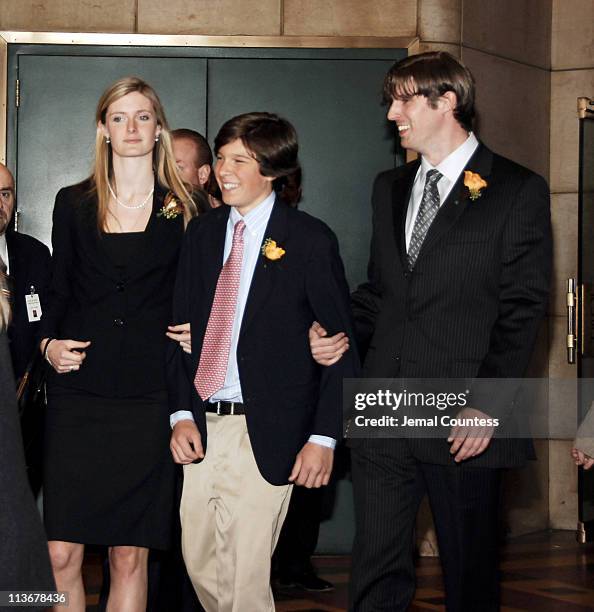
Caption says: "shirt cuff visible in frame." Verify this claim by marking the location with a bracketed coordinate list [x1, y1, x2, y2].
[170, 410, 195, 429]
[308, 435, 336, 450]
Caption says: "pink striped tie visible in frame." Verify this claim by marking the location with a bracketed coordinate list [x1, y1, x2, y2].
[194, 219, 246, 400]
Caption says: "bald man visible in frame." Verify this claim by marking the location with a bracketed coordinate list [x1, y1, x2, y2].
[0, 163, 51, 495]
[172, 128, 221, 209]
[0, 163, 51, 381]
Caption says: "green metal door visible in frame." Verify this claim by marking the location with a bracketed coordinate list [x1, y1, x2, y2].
[8, 45, 405, 554]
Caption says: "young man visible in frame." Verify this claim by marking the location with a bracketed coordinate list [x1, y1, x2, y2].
[168, 112, 357, 612]
[314, 51, 552, 611]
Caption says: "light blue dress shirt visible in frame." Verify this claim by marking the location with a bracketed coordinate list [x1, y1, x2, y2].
[171, 191, 335, 449]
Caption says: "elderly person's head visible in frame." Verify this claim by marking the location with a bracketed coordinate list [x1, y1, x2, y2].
[0, 163, 15, 237]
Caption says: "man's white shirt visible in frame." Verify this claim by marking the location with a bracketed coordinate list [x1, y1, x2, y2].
[0, 233, 9, 273]
[405, 132, 479, 250]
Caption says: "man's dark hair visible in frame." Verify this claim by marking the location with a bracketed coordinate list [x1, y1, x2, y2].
[214, 112, 302, 207]
[383, 51, 475, 131]
[171, 128, 213, 168]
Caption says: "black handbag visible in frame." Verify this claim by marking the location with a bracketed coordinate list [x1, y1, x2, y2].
[16, 348, 48, 496]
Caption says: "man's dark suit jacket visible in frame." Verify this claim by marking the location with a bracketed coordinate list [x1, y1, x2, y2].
[5, 230, 51, 380]
[351, 143, 552, 468]
[168, 198, 359, 486]
[0, 330, 54, 595]
[39, 180, 184, 397]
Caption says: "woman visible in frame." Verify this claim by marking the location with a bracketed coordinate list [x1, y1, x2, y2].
[39, 76, 198, 611]
[0, 271, 55, 601]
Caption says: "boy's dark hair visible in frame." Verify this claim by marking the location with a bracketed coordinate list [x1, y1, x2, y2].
[214, 112, 302, 207]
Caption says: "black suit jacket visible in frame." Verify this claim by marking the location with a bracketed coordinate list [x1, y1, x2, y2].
[0, 330, 54, 595]
[40, 180, 184, 397]
[351, 144, 552, 468]
[168, 199, 359, 485]
[5, 230, 51, 380]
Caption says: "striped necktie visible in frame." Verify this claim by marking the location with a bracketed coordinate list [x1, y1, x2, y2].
[407, 169, 443, 270]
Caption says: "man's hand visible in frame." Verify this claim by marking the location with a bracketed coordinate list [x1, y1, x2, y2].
[309, 321, 349, 366]
[166, 322, 192, 354]
[43, 338, 91, 374]
[289, 442, 334, 488]
[170, 419, 204, 464]
[448, 408, 495, 463]
[572, 447, 594, 470]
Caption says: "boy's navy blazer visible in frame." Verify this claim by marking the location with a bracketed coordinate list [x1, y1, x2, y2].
[168, 198, 359, 485]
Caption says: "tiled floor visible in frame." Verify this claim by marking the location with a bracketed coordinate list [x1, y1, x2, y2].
[84, 530, 594, 611]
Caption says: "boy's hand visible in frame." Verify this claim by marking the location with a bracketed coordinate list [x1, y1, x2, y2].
[289, 442, 333, 488]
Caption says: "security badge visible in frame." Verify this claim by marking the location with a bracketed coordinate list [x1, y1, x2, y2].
[25, 284, 42, 322]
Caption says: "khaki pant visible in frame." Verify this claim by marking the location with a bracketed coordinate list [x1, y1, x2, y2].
[181, 413, 293, 612]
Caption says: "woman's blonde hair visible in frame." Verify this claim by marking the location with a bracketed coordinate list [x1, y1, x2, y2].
[91, 76, 197, 230]
[0, 272, 11, 331]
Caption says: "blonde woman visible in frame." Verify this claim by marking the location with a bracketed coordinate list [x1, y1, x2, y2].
[39, 77, 198, 611]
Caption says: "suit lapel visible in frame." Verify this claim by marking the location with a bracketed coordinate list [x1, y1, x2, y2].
[414, 143, 493, 263]
[5, 231, 19, 277]
[75, 188, 121, 283]
[239, 199, 288, 337]
[392, 161, 420, 268]
[124, 182, 183, 278]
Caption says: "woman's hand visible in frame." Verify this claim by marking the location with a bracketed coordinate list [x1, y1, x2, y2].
[42, 338, 91, 374]
[167, 323, 192, 354]
[572, 447, 594, 470]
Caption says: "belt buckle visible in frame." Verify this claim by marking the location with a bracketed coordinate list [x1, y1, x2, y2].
[229, 402, 235, 415]
[216, 401, 222, 416]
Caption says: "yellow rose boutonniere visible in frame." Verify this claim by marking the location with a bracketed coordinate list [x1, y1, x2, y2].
[157, 192, 183, 219]
[463, 171, 487, 201]
[261, 238, 286, 261]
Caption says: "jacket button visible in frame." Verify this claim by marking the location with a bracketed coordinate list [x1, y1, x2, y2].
[114, 318, 125, 327]
[116, 282, 125, 292]
[394, 356, 401, 361]
[403, 271, 410, 279]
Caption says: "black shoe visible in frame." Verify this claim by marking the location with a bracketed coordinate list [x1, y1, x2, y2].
[291, 572, 335, 592]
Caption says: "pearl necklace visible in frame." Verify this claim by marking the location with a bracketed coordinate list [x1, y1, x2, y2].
[108, 183, 154, 210]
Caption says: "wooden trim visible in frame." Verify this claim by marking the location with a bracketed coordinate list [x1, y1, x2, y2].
[0, 35, 7, 164]
[0, 31, 417, 49]
[578, 96, 594, 119]
[407, 38, 420, 55]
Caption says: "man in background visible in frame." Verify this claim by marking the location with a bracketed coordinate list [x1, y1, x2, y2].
[172, 128, 221, 208]
[0, 162, 51, 382]
[0, 162, 51, 496]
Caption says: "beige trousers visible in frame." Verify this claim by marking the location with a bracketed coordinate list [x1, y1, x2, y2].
[180, 413, 293, 612]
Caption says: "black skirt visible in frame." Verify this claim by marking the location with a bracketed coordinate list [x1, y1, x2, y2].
[43, 387, 175, 550]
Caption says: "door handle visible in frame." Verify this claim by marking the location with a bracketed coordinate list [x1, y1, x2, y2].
[567, 278, 577, 364]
